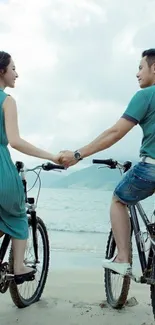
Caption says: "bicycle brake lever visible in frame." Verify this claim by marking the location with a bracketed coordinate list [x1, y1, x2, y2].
[98, 166, 109, 169]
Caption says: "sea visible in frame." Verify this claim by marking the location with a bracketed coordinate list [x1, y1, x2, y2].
[29, 187, 155, 274]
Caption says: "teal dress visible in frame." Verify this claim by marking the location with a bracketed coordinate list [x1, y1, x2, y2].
[0, 89, 28, 239]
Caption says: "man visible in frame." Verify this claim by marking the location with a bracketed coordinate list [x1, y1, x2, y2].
[59, 49, 155, 276]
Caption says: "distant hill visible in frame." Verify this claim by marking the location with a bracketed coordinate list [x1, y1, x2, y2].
[51, 165, 122, 190]
[26, 170, 65, 189]
[26, 161, 137, 190]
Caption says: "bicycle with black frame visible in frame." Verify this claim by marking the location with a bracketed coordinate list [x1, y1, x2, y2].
[0, 160, 65, 308]
[93, 158, 155, 319]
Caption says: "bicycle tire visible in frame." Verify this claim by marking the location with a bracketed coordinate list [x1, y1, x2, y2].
[104, 229, 132, 308]
[9, 216, 50, 308]
[150, 255, 155, 319]
[150, 286, 155, 319]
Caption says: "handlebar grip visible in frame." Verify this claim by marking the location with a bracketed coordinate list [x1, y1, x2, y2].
[92, 159, 113, 165]
[92, 158, 117, 169]
[42, 163, 65, 171]
[53, 164, 65, 170]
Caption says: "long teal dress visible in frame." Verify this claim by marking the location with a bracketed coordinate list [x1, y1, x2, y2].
[0, 89, 28, 239]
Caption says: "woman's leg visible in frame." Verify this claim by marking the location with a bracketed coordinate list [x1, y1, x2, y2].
[12, 238, 34, 275]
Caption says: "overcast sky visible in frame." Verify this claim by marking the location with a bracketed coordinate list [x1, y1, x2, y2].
[0, 0, 155, 169]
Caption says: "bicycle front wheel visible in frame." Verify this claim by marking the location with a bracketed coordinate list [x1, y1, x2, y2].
[104, 230, 132, 309]
[9, 216, 50, 308]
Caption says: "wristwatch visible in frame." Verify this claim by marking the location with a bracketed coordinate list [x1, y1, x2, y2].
[74, 150, 83, 161]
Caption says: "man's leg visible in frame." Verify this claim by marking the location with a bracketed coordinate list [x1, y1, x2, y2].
[102, 162, 155, 275]
[102, 196, 132, 275]
[110, 197, 131, 263]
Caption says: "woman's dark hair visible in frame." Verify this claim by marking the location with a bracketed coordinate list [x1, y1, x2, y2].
[0, 51, 11, 74]
[142, 48, 155, 67]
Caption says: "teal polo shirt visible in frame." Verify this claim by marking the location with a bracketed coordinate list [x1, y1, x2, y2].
[122, 85, 155, 158]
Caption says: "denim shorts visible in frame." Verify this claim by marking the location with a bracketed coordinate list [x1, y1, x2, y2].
[114, 162, 155, 205]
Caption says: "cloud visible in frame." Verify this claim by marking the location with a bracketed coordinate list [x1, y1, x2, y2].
[0, 0, 155, 168]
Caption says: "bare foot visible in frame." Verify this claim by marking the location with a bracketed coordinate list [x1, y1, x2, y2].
[114, 256, 129, 263]
[14, 266, 35, 275]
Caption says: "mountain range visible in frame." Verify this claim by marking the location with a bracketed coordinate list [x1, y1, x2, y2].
[26, 160, 137, 190]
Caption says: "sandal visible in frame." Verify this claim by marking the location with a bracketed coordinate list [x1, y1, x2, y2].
[14, 269, 37, 285]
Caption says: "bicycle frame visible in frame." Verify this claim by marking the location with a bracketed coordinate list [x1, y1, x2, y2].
[113, 159, 155, 283]
[129, 202, 155, 283]
[0, 234, 11, 266]
[93, 158, 155, 284]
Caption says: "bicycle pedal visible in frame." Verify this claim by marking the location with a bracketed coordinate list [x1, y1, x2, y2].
[26, 265, 37, 270]
[14, 270, 36, 285]
[30, 275, 35, 281]
[5, 274, 14, 281]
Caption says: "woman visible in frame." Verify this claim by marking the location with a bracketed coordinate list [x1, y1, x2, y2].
[0, 51, 60, 284]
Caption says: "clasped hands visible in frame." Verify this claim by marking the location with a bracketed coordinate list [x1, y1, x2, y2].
[55, 150, 78, 168]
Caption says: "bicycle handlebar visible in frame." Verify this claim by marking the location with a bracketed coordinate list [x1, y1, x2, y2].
[15, 161, 65, 173]
[15, 161, 66, 205]
[92, 159, 117, 168]
[42, 162, 65, 171]
[92, 158, 132, 172]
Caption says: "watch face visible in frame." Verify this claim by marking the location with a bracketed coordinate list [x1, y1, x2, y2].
[74, 151, 81, 160]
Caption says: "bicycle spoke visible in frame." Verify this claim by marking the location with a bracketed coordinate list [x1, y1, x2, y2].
[104, 231, 131, 308]
[9, 217, 49, 307]
[17, 227, 44, 299]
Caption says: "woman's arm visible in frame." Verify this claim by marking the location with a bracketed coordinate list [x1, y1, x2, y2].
[3, 96, 59, 163]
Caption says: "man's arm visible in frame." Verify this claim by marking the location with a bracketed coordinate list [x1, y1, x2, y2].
[60, 118, 136, 167]
[79, 117, 135, 158]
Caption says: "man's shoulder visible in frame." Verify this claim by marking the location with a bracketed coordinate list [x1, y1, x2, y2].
[131, 86, 155, 103]
[141, 85, 155, 96]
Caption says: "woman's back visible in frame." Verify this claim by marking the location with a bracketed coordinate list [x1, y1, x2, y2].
[0, 88, 28, 238]
[0, 89, 8, 146]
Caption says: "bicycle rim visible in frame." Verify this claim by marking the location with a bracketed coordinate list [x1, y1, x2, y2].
[104, 230, 132, 308]
[9, 217, 50, 308]
[150, 254, 155, 319]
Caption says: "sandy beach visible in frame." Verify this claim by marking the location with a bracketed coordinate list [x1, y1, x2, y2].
[0, 267, 154, 325]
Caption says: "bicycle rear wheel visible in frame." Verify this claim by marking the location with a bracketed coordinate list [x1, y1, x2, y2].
[150, 254, 155, 319]
[104, 230, 132, 308]
[9, 216, 50, 308]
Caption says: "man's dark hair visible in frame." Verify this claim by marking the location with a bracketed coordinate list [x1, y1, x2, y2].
[142, 48, 155, 67]
[0, 51, 11, 74]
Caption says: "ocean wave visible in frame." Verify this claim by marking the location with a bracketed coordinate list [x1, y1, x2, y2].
[47, 226, 109, 234]
[51, 247, 139, 255]
[51, 246, 104, 253]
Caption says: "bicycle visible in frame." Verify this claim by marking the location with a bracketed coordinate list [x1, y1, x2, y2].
[92, 158, 155, 319]
[0, 160, 65, 308]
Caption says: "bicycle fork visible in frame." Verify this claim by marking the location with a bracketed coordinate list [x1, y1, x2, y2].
[30, 211, 40, 264]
